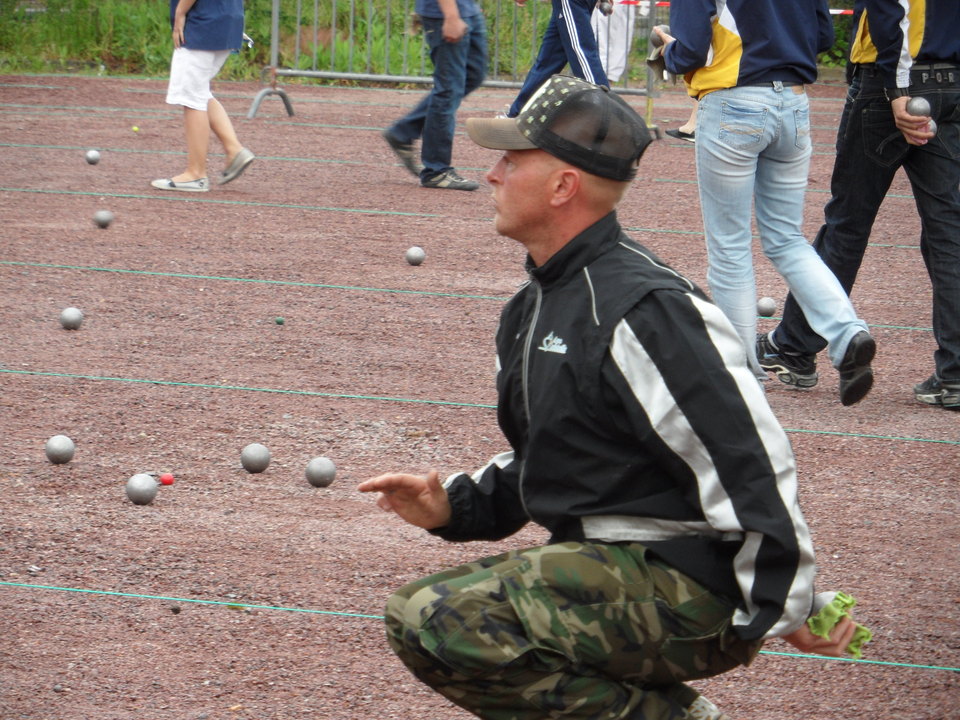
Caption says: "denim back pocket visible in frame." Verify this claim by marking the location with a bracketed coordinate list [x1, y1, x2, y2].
[718, 100, 767, 150]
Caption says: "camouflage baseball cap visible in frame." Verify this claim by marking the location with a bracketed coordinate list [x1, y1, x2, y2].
[466, 75, 652, 181]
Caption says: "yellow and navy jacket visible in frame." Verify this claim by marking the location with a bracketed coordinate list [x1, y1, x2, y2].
[850, 0, 960, 90]
[662, 0, 834, 99]
[434, 213, 817, 642]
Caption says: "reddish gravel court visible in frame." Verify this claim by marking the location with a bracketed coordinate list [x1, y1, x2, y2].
[0, 73, 958, 719]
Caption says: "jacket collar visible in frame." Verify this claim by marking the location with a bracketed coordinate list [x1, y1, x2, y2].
[526, 211, 621, 288]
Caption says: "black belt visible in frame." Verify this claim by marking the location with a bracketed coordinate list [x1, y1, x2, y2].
[911, 64, 958, 85]
[855, 62, 958, 86]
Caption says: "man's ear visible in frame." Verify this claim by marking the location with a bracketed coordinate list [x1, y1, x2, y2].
[549, 167, 581, 207]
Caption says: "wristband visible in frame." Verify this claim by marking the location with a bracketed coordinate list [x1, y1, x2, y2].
[884, 87, 911, 101]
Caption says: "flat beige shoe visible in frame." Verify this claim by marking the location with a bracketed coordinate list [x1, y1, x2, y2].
[150, 177, 209, 192]
[219, 148, 255, 185]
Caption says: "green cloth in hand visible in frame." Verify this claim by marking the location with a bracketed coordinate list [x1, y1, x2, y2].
[807, 591, 873, 659]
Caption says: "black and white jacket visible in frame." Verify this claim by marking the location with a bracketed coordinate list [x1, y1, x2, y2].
[436, 212, 815, 642]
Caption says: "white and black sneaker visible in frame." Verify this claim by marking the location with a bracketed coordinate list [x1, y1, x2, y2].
[756, 332, 818, 388]
[421, 169, 478, 191]
[914, 374, 960, 410]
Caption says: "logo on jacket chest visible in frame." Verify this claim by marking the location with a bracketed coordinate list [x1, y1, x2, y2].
[537, 331, 568, 355]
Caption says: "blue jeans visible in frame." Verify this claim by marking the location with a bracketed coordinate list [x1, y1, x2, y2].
[388, 13, 487, 180]
[508, 0, 607, 117]
[773, 65, 960, 382]
[696, 84, 868, 377]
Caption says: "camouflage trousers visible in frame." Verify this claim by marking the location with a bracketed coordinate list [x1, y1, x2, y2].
[384, 542, 761, 720]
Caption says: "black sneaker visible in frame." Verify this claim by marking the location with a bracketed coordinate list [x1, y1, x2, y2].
[914, 374, 960, 410]
[381, 129, 422, 178]
[421, 169, 478, 191]
[837, 330, 876, 406]
[756, 332, 818, 388]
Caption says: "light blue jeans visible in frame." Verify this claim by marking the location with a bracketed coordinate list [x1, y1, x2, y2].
[695, 83, 868, 377]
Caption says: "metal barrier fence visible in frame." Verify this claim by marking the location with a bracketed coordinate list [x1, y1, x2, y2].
[247, 0, 669, 120]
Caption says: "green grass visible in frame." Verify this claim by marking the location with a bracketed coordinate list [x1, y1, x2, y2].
[0, 0, 550, 80]
[0, 0, 852, 80]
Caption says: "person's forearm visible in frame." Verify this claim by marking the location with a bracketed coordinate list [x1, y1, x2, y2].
[437, 0, 462, 20]
[174, 0, 198, 18]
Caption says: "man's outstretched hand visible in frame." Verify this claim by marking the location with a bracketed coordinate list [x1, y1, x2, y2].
[358, 469, 452, 530]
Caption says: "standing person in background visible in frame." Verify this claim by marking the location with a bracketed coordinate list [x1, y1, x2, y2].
[151, 0, 254, 193]
[381, 0, 488, 191]
[656, 0, 877, 406]
[758, 0, 960, 411]
[590, 0, 636, 83]
[506, 0, 608, 117]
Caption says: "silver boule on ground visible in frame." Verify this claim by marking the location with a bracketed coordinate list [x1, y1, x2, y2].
[757, 296, 777, 317]
[405, 246, 426, 266]
[240, 443, 271, 473]
[85, 149, 101, 165]
[45, 434, 76, 464]
[59, 306, 84, 330]
[93, 209, 114, 228]
[125, 473, 159, 505]
[305, 456, 337, 487]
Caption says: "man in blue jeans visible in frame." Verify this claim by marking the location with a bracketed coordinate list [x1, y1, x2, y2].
[757, 0, 960, 411]
[382, 0, 487, 191]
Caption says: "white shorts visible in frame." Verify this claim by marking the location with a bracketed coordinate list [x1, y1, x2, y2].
[165, 47, 231, 111]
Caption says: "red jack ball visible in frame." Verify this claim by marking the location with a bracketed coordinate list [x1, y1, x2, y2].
[159, 473, 175, 486]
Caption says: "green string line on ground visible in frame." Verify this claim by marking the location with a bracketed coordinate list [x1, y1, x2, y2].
[0, 261, 935, 332]
[0, 368, 497, 410]
[2, 581, 956, 673]
[1, 169, 921, 248]
[3, 368, 956, 446]
[0, 260, 509, 302]
[0, 187, 440, 218]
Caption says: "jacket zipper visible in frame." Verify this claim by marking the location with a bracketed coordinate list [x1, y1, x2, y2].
[517, 280, 542, 520]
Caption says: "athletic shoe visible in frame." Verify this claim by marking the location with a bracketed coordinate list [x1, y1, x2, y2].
[914, 374, 960, 410]
[665, 127, 695, 142]
[837, 330, 876, 406]
[756, 332, 818, 388]
[150, 177, 209, 192]
[381, 129, 422, 178]
[421, 169, 478, 191]
[219, 147, 255, 185]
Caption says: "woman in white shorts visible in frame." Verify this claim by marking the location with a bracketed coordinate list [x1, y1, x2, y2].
[151, 0, 254, 192]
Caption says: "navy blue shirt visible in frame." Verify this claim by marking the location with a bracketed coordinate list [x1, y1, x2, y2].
[170, 0, 245, 51]
[415, 0, 481, 19]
